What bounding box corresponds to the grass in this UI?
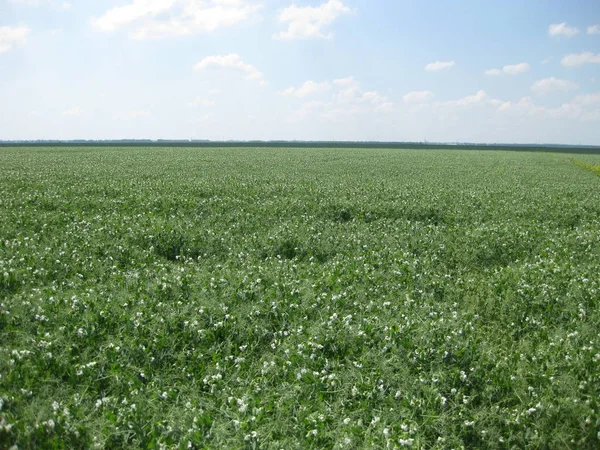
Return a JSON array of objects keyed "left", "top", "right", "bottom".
[
  {"left": 572, "top": 158, "right": 600, "bottom": 177},
  {"left": 1, "top": 146, "right": 600, "bottom": 449}
]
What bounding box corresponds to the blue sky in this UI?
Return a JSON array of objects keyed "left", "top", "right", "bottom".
[{"left": 1, "top": 0, "right": 599, "bottom": 144}]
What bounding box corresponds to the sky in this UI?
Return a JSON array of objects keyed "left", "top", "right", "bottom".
[{"left": 1, "top": 0, "right": 599, "bottom": 145}]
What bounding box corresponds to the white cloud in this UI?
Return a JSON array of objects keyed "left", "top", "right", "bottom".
[
  {"left": 497, "top": 91, "right": 600, "bottom": 122},
  {"left": 546, "top": 104, "right": 583, "bottom": 120},
  {"left": 485, "top": 63, "right": 530, "bottom": 76},
  {"left": 0, "top": 26, "right": 31, "bottom": 53},
  {"left": 589, "top": 25, "right": 600, "bottom": 35},
  {"left": 497, "top": 96, "right": 545, "bottom": 116},
  {"left": 339, "top": 86, "right": 391, "bottom": 111},
  {"left": 572, "top": 92, "right": 600, "bottom": 121},
  {"left": 548, "top": 22, "right": 580, "bottom": 37},
  {"left": 93, "top": 0, "right": 262, "bottom": 40},
  {"left": 290, "top": 76, "right": 393, "bottom": 121},
  {"left": 403, "top": 90, "right": 434, "bottom": 104},
  {"left": 541, "top": 57, "right": 552, "bottom": 64},
  {"left": 443, "top": 90, "right": 502, "bottom": 108},
  {"left": 189, "top": 98, "right": 216, "bottom": 107},
  {"left": 273, "top": 0, "right": 351, "bottom": 40},
  {"left": 9, "top": 0, "right": 47, "bottom": 4},
  {"left": 113, "top": 110, "right": 151, "bottom": 120},
  {"left": 427, "top": 90, "right": 503, "bottom": 122},
  {"left": 531, "top": 77, "right": 578, "bottom": 95},
  {"left": 334, "top": 78, "right": 388, "bottom": 106},
  {"left": 572, "top": 92, "right": 600, "bottom": 106},
  {"left": 362, "top": 91, "right": 388, "bottom": 104},
  {"left": 561, "top": 52, "right": 600, "bottom": 67},
  {"left": 332, "top": 76, "right": 356, "bottom": 87},
  {"left": 424, "top": 61, "right": 455, "bottom": 72},
  {"left": 193, "top": 54, "right": 266, "bottom": 85},
  {"left": 9, "top": 0, "right": 72, "bottom": 8},
  {"left": 436, "top": 88, "right": 598, "bottom": 123},
  {"left": 502, "top": 62, "right": 530, "bottom": 75},
  {"left": 484, "top": 68, "right": 502, "bottom": 76},
  {"left": 375, "top": 102, "right": 394, "bottom": 113},
  {"left": 208, "top": 88, "right": 222, "bottom": 95},
  {"left": 62, "top": 107, "right": 84, "bottom": 117},
  {"left": 280, "top": 80, "right": 331, "bottom": 97},
  {"left": 93, "top": 0, "right": 173, "bottom": 32}
]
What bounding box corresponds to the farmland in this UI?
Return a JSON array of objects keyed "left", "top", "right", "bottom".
[{"left": 1, "top": 146, "right": 600, "bottom": 449}]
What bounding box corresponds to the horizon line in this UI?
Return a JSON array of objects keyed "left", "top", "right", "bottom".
[{"left": 1, "top": 139, "right": 599, "bottom": 149}]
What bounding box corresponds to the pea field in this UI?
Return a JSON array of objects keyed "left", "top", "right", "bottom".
[{"left": 1, "top": 146, "right": 600, "bottom": 449}]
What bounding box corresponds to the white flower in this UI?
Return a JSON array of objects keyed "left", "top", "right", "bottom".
[
  {"left": 237, "top": 398, "right": 248, "bottom": 413},
  {"left": 399, "top": 438, "right": 414, "bottom": 446},
  {"left": 243, "top": 431, "right": 258, "bottom": 440}
]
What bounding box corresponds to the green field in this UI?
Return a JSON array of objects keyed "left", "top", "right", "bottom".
[{"left": 1, "top": 146, "right": 600, "bottom": 449}]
